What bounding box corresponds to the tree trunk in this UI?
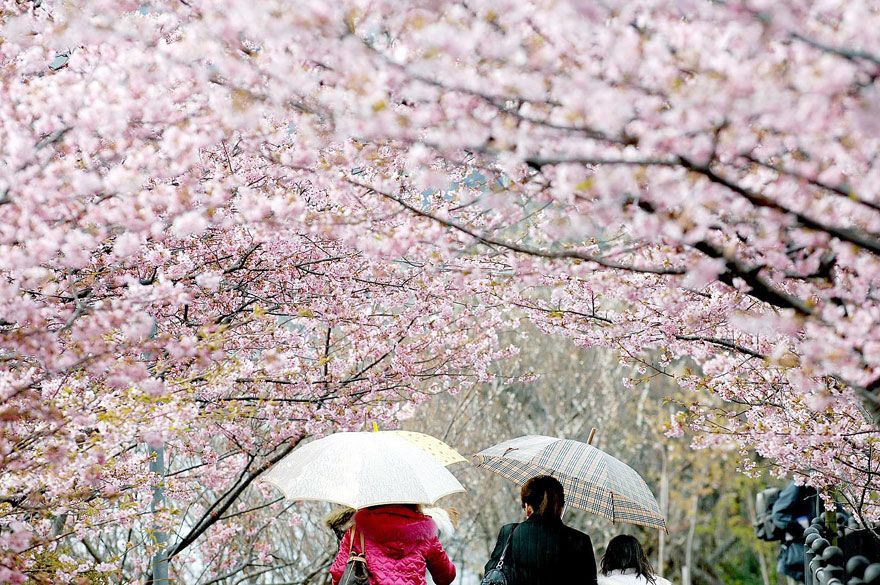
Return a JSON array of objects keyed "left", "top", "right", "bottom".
[
  {"left": 683, "top": 491, "right": 699, "bottom": 585},
  {"left": 745, "top": 490, "right": 772, "bottom": 585},
  {"left": 148, "top": 444, "right": 169, "bottom": 584},
  {"left": 658, "top": 445, "right": 669, "bottom": 578}
]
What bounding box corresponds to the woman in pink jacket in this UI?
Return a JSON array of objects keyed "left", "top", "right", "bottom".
[{"left": 330, "top": 504, "right": 456, "bottom": 585}]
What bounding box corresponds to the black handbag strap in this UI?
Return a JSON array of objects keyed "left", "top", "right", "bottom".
[{"left": 494, "top": 523, "right": 520, "bottom": 570}]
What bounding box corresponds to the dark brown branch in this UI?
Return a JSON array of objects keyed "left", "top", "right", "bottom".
[
  {"left": 742, "top": 155, "right": 880, "bottom": 214},
  {"left": 674, "top": 335, "right": 765, "bottom": 359},
  {"left": 224, "top": 244, "right": 262, "bottom": 274},
  {"left": 349, "top": 178, "right": 685, "bottom": 276},
  {"left": 323, "top": 326, "right": 331, "bottom": 379},
  {"left": 511, "top": 301, "right": 614, "bottom": 324},
  {"left": 865, "top": 376, "right": 880, "bottom": 393},
  {"left": 204, "top": 395, "right": 326, "bottom": 403},
  {"left": 218, "top": 496, "right": 285, "bottom": 521},
  {"left": 527, "top": 154, "right": 880, "bottom": 265},
  {"left": 790, "top": 32, "right": 880, "bottom": 66},
  {"left": 525, "top": 156, "right": 678, "bottom": 170},
  {"left": 680, "top": 157, "right": 880, "bottom": 257},
  {"left": 81, "top": 538, "right": 103, "bottom": 563},
  {"left": 165, "top": 437, "right": 302, "bottom": 559},
  {"left": 692, "top": 240, "right": 814, "bottom": 315},
  {"left": 356, "top": 34, "right": 634, "bottom": 147}
]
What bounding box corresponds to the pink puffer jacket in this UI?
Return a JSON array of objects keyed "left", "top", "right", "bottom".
[{"left": 330, "top": 505, "right": 456, "bottom": 585}]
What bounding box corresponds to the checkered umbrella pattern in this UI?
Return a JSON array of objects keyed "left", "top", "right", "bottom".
[{"left": 473, "top": 435, "right": 666, "bottom": 531}]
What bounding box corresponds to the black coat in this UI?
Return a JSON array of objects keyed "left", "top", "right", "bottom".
[
  {"left": 484, "top": 515, "right": 598, "bottom": 585},
  {"left": 770, "top": 482, "right": 817, "bottom": 539}
]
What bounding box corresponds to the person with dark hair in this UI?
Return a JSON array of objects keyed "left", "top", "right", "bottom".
[
  {"left": 598, "top": 535, "right": 671, "bottom": 585},
  {"left": 484, "top": 475, "right": 598, "bottom": 585}
]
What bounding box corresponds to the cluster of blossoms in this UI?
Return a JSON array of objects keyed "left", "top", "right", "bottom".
[
  {"left": 0, "top": 1, "right": 514, "bottom": 580},
  {"left": 2, "top": 0, "right": 880, "bottom": 581}
]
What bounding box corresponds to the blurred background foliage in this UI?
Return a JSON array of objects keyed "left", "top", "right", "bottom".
[
  {"left": 36, "top": 324, "right": 788, "bottom": 584},
  {"left": 400, "top": 324, "right": 785, "bottom": 585}
]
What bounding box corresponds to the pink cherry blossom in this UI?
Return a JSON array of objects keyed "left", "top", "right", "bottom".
[{"left": 2, "top": 0, "right": 880, "bottom": 580}]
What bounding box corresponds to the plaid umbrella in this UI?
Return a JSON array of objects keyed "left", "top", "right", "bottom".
[{"left": 473, "top": 435, "right": 666, "bottom": 531}]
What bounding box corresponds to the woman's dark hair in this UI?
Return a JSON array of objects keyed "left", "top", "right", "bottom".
[
  {"left": 521, "top": 475, "right": 565, "bottom": 519},
  {"left": 601, "top": 535, "right": 657, "bottom": 585}
]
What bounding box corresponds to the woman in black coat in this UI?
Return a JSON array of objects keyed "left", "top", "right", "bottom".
[{"left": 485, "top": 475, "right": 598, "bottom": 585}]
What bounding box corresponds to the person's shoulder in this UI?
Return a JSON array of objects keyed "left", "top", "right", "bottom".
[
  {"left": 561, "top": 523, "right": 592, "bottom": 544},
  {"left": 500, "top": 522, "right": 519, "bottom": 535},
  {"left": 599, "top": 571, "right": 672, "bottom": 585},
  {"left": 598, "top": 573, "right": 651, "bottom": 585}
]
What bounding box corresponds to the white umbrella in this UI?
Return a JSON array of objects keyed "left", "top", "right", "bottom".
[{"left": 262, "top": 431, "right": 465, "bottom": 508}]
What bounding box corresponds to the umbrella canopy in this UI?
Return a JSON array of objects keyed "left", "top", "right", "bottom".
[
  {"left": 387, "top": 430, "right": 468, "bottom": 466},
  {"left": 473, "top": 435, "right": 666, "bottom": 530},
  {"left": 262, "top": 431, "right": 465, "bottom": 509}
]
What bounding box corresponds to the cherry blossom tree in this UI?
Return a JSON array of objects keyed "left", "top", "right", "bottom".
[
  {"left": 278, "top": 0, "right": 880, "bottom": 520},
  {"left": 0, "top": 3, "right": 511, "bottom": 580},
  {"left": 3, "top": 0, "right": 880, "bottom": 581}
]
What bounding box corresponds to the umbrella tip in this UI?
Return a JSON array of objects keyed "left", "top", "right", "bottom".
[
  {"left": 587, "top": 428, "right": 597, "bottom": 445},
  {"left": 372, "top": 421, "right": 379, "bottom": 432}
]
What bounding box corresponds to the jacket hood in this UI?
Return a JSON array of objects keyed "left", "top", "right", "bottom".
[
  {"left": 353, "top": 505, "right": 438, "bottom": 543},
  {"left": 423, "top": 507, "right": 455, "bottom": 539}
]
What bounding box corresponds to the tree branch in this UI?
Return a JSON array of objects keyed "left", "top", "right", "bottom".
[
  {"left": 742, "top": 154, "right": 880, "bottom": 215},
  {"left": 674, "top": 335, "right": 765, "bottom": 359},
  {"left": 680, "top": 157, "right": 880, "bottom": 257},
  {"left": 165, "top": 436, "right": 302, "bottom": 559},
  {"left": 349, "top": 178, "right": 686, "bottom": 276},
  {"left": 790, "top": 32, "right": 880, "bottom": 67},
  {"left": 691, "top": 240, "right": 814, "bottom": 315}
]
